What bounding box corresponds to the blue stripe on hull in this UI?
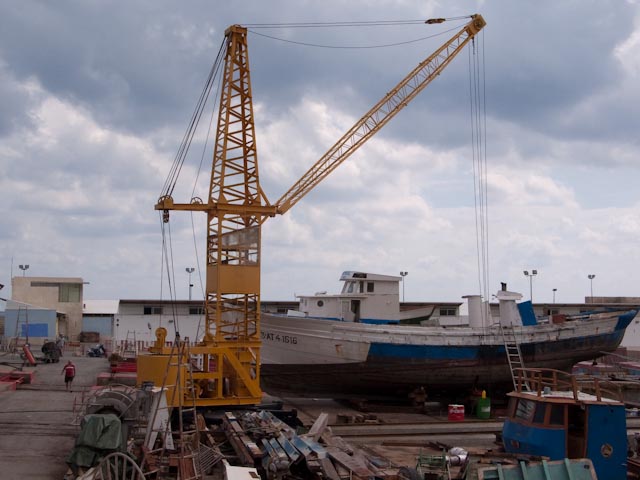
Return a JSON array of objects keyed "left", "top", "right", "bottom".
[
  {"left": 367, "top": 329, "right": 625, "bottom": 362},
  {"left": 368, "top": 343, "right": 480, "bottom": 360},
  {"left": 616, "top": 310, "right": 636, "bottom": 330}
]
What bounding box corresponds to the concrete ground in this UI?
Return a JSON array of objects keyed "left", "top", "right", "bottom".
[
  {"left": 0, "top": 352, "right": 527, "bottom": 479},
  {"left": 0, "top": 353, "right": 110, "bottom": 479}
]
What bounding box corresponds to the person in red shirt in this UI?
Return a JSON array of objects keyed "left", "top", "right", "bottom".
[{"left": 61, "top": 360, "right": 76, "bottom": 391}]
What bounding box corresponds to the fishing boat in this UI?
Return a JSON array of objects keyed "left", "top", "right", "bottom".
[
  {"left": 502, "top": 368, "right": 627, "bottom": 480},
  {"left": 259, "top": 271, "right": 637, "bottom": 397}
]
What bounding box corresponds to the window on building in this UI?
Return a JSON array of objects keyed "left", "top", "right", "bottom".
[
  {"left": 59, "top": 283, "right": 81, "bottom": 303},
  {"left": 367, "top": 282, "right": 374, "bottom": 293},
  {"left": 189, "top": 307, "right": 205, "bottom": 315},
  {"left": 439, "top": 307, "right": 456, "bottom": 316},
  {"left": 31, "top": 282, "right": 82, "bottom": 303},
  {"left": 144, "top": 306, "right": 163, "bottom": 315}
]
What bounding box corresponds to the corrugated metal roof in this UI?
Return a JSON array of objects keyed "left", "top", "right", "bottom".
[{"left": 4, "top": 299, "right": 49, "bottom": 310}]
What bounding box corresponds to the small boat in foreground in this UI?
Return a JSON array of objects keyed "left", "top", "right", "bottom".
[
  {"left": 502, "top": 368, "right": 627, "bottom": 479},
  {"left": 260, "top": 271, "right": 637, "bottom": 397}
]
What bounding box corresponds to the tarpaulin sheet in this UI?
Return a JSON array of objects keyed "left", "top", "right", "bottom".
[{"left": 66, "top": 414, "right": 123, "bottom": 468}]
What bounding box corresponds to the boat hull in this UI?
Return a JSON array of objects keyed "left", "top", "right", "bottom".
[{"left": 260, "top": 310, "right": 636, "bottom": 397}]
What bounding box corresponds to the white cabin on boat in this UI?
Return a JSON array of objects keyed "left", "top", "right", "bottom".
[
  {"left": 295, "top": 271, "right": 433, "bottom": 324},
  {"left": 291, "top": 271, "right": 538, "bottom": 328}
]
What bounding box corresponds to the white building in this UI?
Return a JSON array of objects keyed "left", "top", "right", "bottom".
[{"left": 117, "top": 299, "right": 205, "bottom": 343}]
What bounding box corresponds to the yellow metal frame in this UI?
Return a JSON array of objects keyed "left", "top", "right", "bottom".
[{"left": 154, "top": 25, "right": 266, "bottom": 406}]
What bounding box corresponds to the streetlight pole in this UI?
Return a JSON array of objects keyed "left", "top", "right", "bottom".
[
  {"left": 588, "top": 274, "right": 595, "bottom": 303},
  {"left": 399, "top": 271, "right": 408, "bottom": 302},
  {"left": 523, "top": 269, "right": 537, "bottom": 303},
  {"left": 552, "top": 288, "right": 557, "bottom": 303},
  {"left": 186, "top": 267, "right": 195, "bottom": 300},
  {"left": 18, "top": 264, "right": 29, "bottom": 276}
]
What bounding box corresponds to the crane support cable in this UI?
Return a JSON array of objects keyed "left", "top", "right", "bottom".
[
  {"left": 242, "top": 16, "right": 473, "bottom": 28},
  {"left": 248, "top": 24, "right": 464, "bottom": 50},
  {"left": 468, "top": 33, "right": 490, "bottom": 319},
  {"left": 158, "top": 212, "right": 180, "bottom": 333},
  {"left": 275, "top": 15, "right": 486, "bottom": 214},
  {"left": 160, "top": 38, "right": 227, "bottom": 200}
]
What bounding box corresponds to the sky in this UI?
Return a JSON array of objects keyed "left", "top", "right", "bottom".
[{"left": 1, "top": 0, "right": 639, "bottom": 306}]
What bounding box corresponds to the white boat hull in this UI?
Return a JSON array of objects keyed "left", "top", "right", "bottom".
[{"left": 259, "top": 310, "right": 637, "bottom": 397}]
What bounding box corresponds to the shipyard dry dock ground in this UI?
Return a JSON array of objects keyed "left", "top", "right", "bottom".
[
  {"left": 0, "top": 355, "right": 501, "bottom": 478},
  {"left": 0, "top": 355, "right": 110, "bottom": 479},
  {"left": 2, "top": 355, "right": 640, "bottom": 479}
]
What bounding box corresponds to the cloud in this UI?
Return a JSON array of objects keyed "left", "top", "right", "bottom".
[
  {"left": 615, "top": 14, "right": 640, "bottom": 77},
  {"left": 488, "top": 169, "right": 578, "bottom": 208},
  {"left": 1, "top": 0, "right": 639, "bottom": 307}
]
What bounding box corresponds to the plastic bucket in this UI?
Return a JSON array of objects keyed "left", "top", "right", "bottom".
[
  {"left": 477, "top": 397, "right": 491, "bottom": 419},
  {"left": 448, "top": 404, "right": 465, "bottom": 421}
]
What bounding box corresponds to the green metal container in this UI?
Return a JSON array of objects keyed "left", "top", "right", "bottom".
[{"left": 476, "top": 397, "right": 491, "bottom": 419}]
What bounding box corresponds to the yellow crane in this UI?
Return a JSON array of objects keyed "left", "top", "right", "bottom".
[{"left": 141, "top": 15, "right": 486, "bottom": 407}]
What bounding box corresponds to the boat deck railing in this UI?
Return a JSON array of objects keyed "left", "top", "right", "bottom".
[{"left": 513, "top": 368, "right": 624, "bottom": 402}]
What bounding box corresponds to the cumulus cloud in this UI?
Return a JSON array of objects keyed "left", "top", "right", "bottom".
[{"left": 1, "top": 0, "right": 639, "bottom": 306}]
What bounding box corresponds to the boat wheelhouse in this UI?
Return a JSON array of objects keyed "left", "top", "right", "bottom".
[
  {"left": 502, "top": 368, "right": 628, "bottom": 480},
  {"left": 295, "top": 271, "right": 436, "bottom": 325}
]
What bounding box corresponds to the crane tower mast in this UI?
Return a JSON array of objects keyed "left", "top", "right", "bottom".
[{"left": 153, "top": 16, "right": 485, "bottom": 406}]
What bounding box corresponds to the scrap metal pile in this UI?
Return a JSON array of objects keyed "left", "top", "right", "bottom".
[
  {"left": 62, "top": 383, "right": 605, "bottom": 480},
  {"left": 64, "top": 384, "right": 409, "bottom": 479},
  {"left": 213, "top": 410, "right": 402, "bottom": 479}
]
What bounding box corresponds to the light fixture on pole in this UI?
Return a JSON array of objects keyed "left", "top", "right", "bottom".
[
  {"left": 18, "top": 264, "right": 29, "bottom": 276},
  {"left": 523, "top": 269, "right": 537, "bottom": 303},
  {"left": 186, "top": 267, "right": 195, "bottom": 300},
  {"left": 399, "top": 271, "right": 408, "bottom": 302},
  {"left": 587, "top": 274, "right": 595, "bottom": 303},
  {"left": 552, "top": 288, "right": 557, "bottom": 303}
]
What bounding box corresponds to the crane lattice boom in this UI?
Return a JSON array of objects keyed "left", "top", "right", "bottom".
[{"left": 275, "top": 15, "right": 485, "bottom": 214}]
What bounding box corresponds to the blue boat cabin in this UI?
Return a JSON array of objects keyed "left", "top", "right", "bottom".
[{"left": 502, "top": 368, "right": 627, "bottom": 480}]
